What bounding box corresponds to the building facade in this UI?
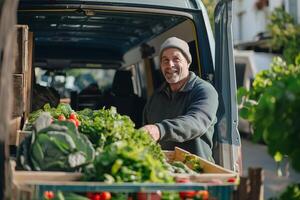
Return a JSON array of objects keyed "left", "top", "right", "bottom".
[{"left": 232, "top": 0, "right": 300, "bottom": 45}]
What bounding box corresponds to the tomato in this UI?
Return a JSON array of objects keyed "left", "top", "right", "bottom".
[
  {"left": 75, "top": 119, "right": 81, "bottom": 127},
  {"left": 93, "top": 193, "right": 101, "bottom": 200},
  {"left": 44, "top": 191, "right": 55, "bottom": 199},
  {"left": 58, "top": 114, "right": 66, "bottom": 121},
  {"left": 196, "top": 190, "right": 209, "bottom": 200},
  {"left": 100, "top": 192, "right": 111, "bottom": 200},
  {"left": 87, "top": 192, "right": 94, "bottom": 199},
  {"left": 176, "top": 178, "right": 190, "bottom": 183},
  {"left": 179, "top": 191, "right": 196, "bottom": 199},
  {"left": 68, "top": 119, "right": 78, "bottom": 127},
  {"left": 227, "top": 177, "right": 236, "bottom": 183},
  {"left": 69, "top": 113, "right": 77, "bottom": 120}
]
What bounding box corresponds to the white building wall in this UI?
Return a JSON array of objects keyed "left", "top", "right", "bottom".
[{"left": 233, "top": 0, "right": 289, "bottom": 44}]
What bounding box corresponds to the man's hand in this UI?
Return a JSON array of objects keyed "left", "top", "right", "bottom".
[{"left": 141, "top": 124, "right": 160, "bottom": 141}]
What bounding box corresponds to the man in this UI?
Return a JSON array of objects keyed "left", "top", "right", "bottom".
[{"left": 142, "top": 37, "right": 218, "bottom": 162}]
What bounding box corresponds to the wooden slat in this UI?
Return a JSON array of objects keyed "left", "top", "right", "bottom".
[
  {"left": 13, "top": 171, "right": 82, "bottom": 183},
  {"left": 12, "top": 74, "right": 24, "bottom": 117},
  {"left": 9, "top": 117, "right": 21, "bottom": 145},
  {"left": 24, "top": 31, "right": 33, "bottom": 119}
]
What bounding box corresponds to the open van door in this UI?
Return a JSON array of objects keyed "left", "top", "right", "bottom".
[{"left": 214, "top": 0, "right": 242, "bottom": 173}]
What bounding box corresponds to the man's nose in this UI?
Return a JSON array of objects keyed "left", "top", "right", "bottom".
[{"left": 166, "top": 60, "right": 175, "bottom": 67}]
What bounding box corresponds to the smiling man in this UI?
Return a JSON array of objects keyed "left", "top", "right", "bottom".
[{"left": 142, "top": 37, "right": 219, "bottom": 162}]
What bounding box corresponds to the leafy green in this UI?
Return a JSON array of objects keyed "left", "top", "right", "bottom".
[
  {"left": 77, "top": 107, "right": 165, "bottom": 162},
  {"left": 83, "top": 141, "right": 173, "bottom": 183},
  {"left": 28, "top": 103, "right": 74, "bottom": 124}
]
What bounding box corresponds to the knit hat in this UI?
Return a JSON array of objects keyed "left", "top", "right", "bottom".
[{"left": 159, "top": 37, "right": 192, "bottom": 64}]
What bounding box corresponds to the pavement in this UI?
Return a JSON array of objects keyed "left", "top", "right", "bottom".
[{"left": 241, "top": 137, "right": 300, "bottom": 199}]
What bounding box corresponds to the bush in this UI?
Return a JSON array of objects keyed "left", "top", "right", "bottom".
[{"left": 237, "top": 56, "right": 300, "bottom": 172}]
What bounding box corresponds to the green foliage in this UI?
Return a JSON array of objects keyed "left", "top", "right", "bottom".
[
  {"left": 238, "top": 57, "right": 300, "bottom": 172},
  {"left": 82, "top": 141, "right": 174, "bottom": 183},
  {"left": 77, "top": 107, "right": 165, "bottom": 162},
  {"left": 28, "top": 103, "right": 74, "bottom": 124},
  {"left": 268, "top": 7, "right": 300, "bottom": 64},
  {"left": 269, "top": 183, "right": 300, "bottom": 200}
]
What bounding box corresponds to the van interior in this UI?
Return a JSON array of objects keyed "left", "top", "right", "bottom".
[{"left": 18, "top": 7, "right": 200, "bottom": 128}]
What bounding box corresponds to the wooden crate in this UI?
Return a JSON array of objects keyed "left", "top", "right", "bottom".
[
  {"left": 164, "top": 147, "right": 238, "bottom": 183},
  {"left": 12, "top": 25, "right": 33, "bottom": 119},
  {"left": 12, "top": 74, "right": 24, "bottom": 117},
  {"left": 10, "top": 160, "right": 82, "bottom": 185},
  {"left": 9, "top": 117, "right": 22, "bottom": 145}
]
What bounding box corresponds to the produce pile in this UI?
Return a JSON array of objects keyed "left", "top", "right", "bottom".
[{"left": 18, "top": 104, "right": 202, "bottom": 183}]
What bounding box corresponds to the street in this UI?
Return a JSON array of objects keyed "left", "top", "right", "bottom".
[{"left": 241, "top": 137, "right": 300, "bottom": 199}]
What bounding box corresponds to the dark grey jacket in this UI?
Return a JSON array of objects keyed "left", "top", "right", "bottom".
[{"left": 143, "top": 72, "right": 218, "bottom": 162}]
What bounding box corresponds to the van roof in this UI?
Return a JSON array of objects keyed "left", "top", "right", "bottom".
[
  {"left": 19, "top": 0, "right": 201, "bottom": 10},
  {"left": 18, "top": 1, "right": 200, "bottom": 68}
]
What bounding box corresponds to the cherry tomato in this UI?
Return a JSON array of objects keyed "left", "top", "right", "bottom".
[
  {"left": 179, "top": 191, "right": 196, "bottom": 199},
  {"left": 69, "top": 113, "right": 77, "bottom": 120},
  {"left": 227, "top": 177, "right": 236, "bottom": 183},
  {"left": 75, "top": 119, "right": 81, "bottom": 127},
  {"left": 68, "top": 118, "right": 78, "bottom": 127},
  {"left": 176, "top": 178, "right": 190, "bottom": 183},
  {"left": 100, "top": 191, "right": 111, "bottom": 200},
  {"left": 196, "top": 190, "right": 209, "bottom": 200},
  {"left": 58, "top": 114, "right": 66, "bottom": 121},
  {"left": 44, "top": 191, "right": 55, "bottom": 199}
]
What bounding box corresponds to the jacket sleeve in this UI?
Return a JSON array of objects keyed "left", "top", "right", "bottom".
[
  {"left": 155, "top": 82, "right": 218, "bottom": 142},
  {"left": 142, "top": 96, "right": 152, "bottom": 125}
]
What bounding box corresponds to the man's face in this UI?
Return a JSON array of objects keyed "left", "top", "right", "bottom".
[{"left": 160, "top": 48, "right": 190, "bottom": 84}]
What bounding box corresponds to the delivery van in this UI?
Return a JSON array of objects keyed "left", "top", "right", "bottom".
[{"left": 0, "top": 0, "right": 241, "bottom": 197}]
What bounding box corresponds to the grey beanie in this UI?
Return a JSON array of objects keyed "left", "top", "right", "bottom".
[{"left": 159, "top": 37, "right": 192, "bottom": 64}]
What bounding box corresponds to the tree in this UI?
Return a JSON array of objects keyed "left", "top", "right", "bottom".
[
  {"left": 268, "top": 7, "right": 300, "bottom": 64},
  {"left": 202, "top": 0, "right": 216, "bottom": 29}
]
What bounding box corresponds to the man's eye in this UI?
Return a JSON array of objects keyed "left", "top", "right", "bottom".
[
  {"left": 173, "top": 58, "right": 180, "bottom": 62},
  {"left": 162, "top": 59, "right": 169, "bottom": 64}
]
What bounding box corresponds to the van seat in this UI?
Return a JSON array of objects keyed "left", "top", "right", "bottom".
[{"left": 101, "top": 70, "right": 145, "bottom": 128}]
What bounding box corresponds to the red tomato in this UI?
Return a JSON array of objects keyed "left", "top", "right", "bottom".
[
  {"left": 179, "top": 191, "right": 196, "bottom": 199},
  {"left": 58, "top": 114, "right": 66, "bottom": 121},
  {"left": 69, "top": 113, "right": 77, "bottom": 120},
  {"left": 75, "top": 119, "right": 81, "bottom": 127},
  {"left": 44, "top": 191, "right": 55, "bottom": 199},
  {"left": 87, "top": 192, "right": 94, "bottom": 199},
  {"left": 176, "top": 178, "right": 190, "bottom": 183},
  {"left": 227, "top": 178, "right": 236, "bottom": 183},
  {"left": 100, "top": 192, "right": 111, "bottom": 200},
  {"left": 196, "top": 190, "right": 209, "bottom": 200},
  {"left": 93, "top": 193, "right": 101, "bottom": 200},
  {"left": 68, "top": 119, "right": 78, "bottom": 127}
]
